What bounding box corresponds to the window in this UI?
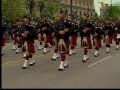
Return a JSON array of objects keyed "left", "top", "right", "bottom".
[{"left": 74, "top": 0, "right": 77, "bottom": 5}]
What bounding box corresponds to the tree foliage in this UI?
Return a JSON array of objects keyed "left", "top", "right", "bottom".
[
  {"left": 39, "top": 0, "right": 60, "bottom": 18},
  {"left": 2, "top": 0, "right": 28, "bottom": 22}
]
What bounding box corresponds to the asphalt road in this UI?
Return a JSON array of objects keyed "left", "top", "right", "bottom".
[{"left": 2, "top": 39, "right": 120, "bottom": 89}]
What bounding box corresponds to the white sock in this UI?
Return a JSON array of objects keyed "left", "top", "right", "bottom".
[
  {"left": 107, "top": 47, "right": 110, "bottom": 52},
  {"left": 52, "top": 53, "right": 57, "bottom": 59},
  {"left": 23, "top": 60, "right": 28, "bottom": 67},
  {"left": 64, "top": 60, "right": 69, "bottom": 66},
  {"left": 59, "top": 61, "right": 64, "bottom": 69},
  {"left": 116, "top": 45, "right": 119, "bottom": 49},
  {"left": 69, "top": 49, "right": 73, "bottom": 55}
]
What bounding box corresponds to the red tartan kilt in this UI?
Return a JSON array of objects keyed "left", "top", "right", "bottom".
[
  {"left": 109, "top": 36, "right": 113, "bottom": 44},
  {"left": 86, "top": 37, "right": 92, "bottom": 49},
  {"left": 38, "top": 33, "right": 44, "bottom": 41},
  {"left": 2, "top": 36, "right": 5, "bottom": 47},
  {"left": 81, "top": 37, "right": 92, "bottom": 49},
  {"left": 71, "top": 35, "right": 77, "bottom": 46},
  {"left": 114, "top": 33, "right": 117, "bottom": 41},
  {"left": 18, "top": 38, "right": 25, "bottom": 45},
  {"left": 27, "top": 41, "right": 35, "bottom": 53},
  {"left": 111, "top": 33, "right": 116, "bottom": 41},
  {"left": 14, "top": 37, "right": 18, "bottom": 43},
  {"left": 96, "top": 38, "right": 102, "bottom": 48},
  {"left": 58, "top": 41, "right": 70, "bottom": 54},
  {"left": 46, "top": 34, "right": 52, "bottom": 44}
]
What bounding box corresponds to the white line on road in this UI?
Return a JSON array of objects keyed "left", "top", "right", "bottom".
[{"left": 88, "top": 55, "right": 112, "bottom": 68}]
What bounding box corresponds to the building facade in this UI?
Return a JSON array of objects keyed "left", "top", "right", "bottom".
[
  {"left": 35, "top": 0, "right": 95, "bottom": 19},
  {"left": 59, "top": 0, "right": 95, "bottom": 19}
]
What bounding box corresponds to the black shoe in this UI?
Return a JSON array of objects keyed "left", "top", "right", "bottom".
[
  {"left": 38, "top": 48, "right": 42, "bottom": 50},
  {"left": 94, "top": 55, "right": 98, "bottom": 57},
  {"left": 51, "top": 58, "right": 57, "bottom": 61},
  {"left": 58, "top": 68, "right": 64, "bottom": 71},
  {"left": 106, "top": 51, "right": 109, "bottom": 53},
  {"left": 29, "top": 62, "right": 35, "bottom": 66},
  {"left": 22, "top": 66, "right": 27, "bottom": 69},
  {"left": 16, "top": 52, "right": 18, "bottom": 54},
  {"left": 82, "top": 60, "right": 86, "bottom": 63},
  {"left": 116, "top": 48, "right": 118, "bottom": 50},
  {"left": 64, "top": 64, "right": 69, "bottom": 68},
  {"left": 43, "top": 52, "right": 47, "bottom": 54},
  {"left": 69, "top": 54, "right": 72, "bottom": 56},
  {"left": 73, "top": 52, "right": 76, "bottom": 54}
]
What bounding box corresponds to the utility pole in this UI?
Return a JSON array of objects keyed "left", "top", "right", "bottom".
[
  {"left": 87, "top": 2, "right": 89, "bottom": 17},
  {"left": 70, "top": 0, "right": 72, "bottom": 18}
]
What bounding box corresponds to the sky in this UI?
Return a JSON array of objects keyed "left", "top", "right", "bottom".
[{"left": 94, "top": 0, "right": 120, "bottom": 15}]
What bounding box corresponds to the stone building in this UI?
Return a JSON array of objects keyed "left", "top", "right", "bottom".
[{"left": 57, "top": 0, "right": 95, "bottom": 19}]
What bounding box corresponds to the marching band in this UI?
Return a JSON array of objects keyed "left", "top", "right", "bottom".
[{"left": 1, "top": 11, "right": 120, "bottom": 71}]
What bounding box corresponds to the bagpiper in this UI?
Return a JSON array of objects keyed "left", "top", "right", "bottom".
[
  {"left": 69, "top": 18, "right": 78, "bottom": 55},
  {"left": 51, "top": 17, "right": 60, "bottom": 60},
  {"left": 93, "top": 20, "right": 103, "bottom": 57},
  {"left": 103, "top": 19, "right": 113, "bottom": 53},
  {"left": 114, "top": 20, "right": 120, "bottom": 50},
  {"left": 1, "top": 22, "right": 7, "bottom": 55},
  {"left": 79, "top": 15, "right": 93, "bottom": 62},
  {"left": 40, "top": 15, "right": 52, "bottom": 54},
  {"left": 22, "top": 16, "right": 36, "bottom": 69},
  {"left": 54, "top": 11, "right": 72, "bottom": 71}
]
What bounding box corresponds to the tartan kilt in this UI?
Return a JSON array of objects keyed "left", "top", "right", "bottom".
[
  {"left": 18, "top": 37, "right": 25, "bottom": 45},
  {"left": 27, "top": 41, "right": 35, "bottom": 53},
  {"left": 71, "top": 35, "right": 77, "bottom": 46},
  {"left": 14, "top": 37, "right": 18, "bottom": 43},
  {"left": 58, "top": 40, "right": 70, "bottom": 54},
  {"left": 114, "top": 34, "right": 117, "bottom": 41},
  {"left": 1, "top": 36, "right": 5, "bottom": 47},
  {"left": 93, "top": 38, "right": 102, "bottom": 48},
  {"left": 111, "top": 33, "right": 116, "bottom": 41},
  {"left": 38, "top": 33, "right": 44, "bottom": 41},
  {"left": 46, "top": 34, "right": 52, "bottom": 44},
  {"left": 109, "top": 35, "right": 113, "bottom": 44},
  {"left": 81, "top": 37, "right": 92, "bottom": 49}
]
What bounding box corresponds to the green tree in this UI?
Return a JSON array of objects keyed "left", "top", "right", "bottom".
[
  {"left": 2, "top": 0, "right": 28, "bottom": 22},
  {"left": 39, "top": 0, "right": 60, "bottom": 18}
]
